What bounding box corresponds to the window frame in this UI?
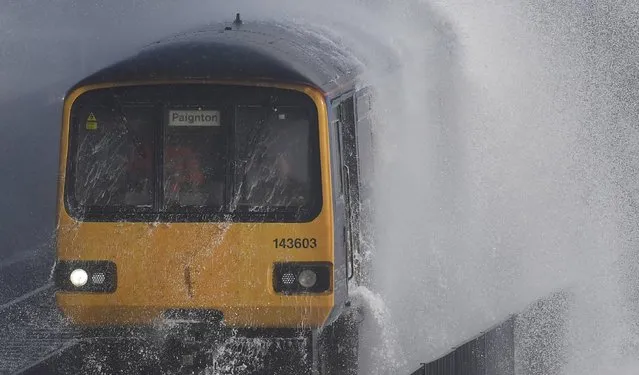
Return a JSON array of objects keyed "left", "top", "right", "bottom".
[{"left": 63, "top": 84, "right": 323, "bottom": 223}]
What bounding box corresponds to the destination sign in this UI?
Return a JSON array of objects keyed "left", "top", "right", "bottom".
[{"left": 168, "top": 110, "right": 220, "bottom": 127}]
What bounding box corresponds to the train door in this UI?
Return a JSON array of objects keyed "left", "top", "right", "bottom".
[
  {"left": 354, "top": 89, "right": 374, "bottom": 285},
  {"left": 333, "top": 95, "right": 360, "bottom": 285},
  {"left": 317, "top": 94, "right": 362, "bottom": 375}
]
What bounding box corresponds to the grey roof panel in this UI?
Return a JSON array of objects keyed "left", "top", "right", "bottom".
[{"left": 74, "top": 21, "right": 361, "bottom": 94}]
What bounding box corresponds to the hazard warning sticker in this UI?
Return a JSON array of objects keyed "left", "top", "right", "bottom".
[{"left": 85, "top": 112, "right": 98, "bottom": 130}]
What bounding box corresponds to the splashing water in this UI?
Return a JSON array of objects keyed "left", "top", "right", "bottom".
[
  {"left": 5, "top": 1, "right": 639, "bottom": 374},
  {"left": 260, "top": 1, "right": 639, "bottom": 373}
]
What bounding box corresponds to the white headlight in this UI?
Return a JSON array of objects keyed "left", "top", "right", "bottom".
[
  {"left": 298, "top": 269, "right": 317, "bottom": 288},
  {"left": 69, "top": 268, "right": 88, "bottom": 287}
]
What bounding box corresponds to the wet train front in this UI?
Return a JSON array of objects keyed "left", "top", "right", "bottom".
[{"left": 54, "top": 16, "right": 373, "bottom": 374}]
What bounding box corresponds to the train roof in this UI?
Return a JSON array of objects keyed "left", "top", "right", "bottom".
[{"left": 72, "top": 17, "right": 364, "bottom": 96}]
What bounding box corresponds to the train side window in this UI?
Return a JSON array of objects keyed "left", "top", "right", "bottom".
[
  {"left": 339, "top": 97, "right": 360, "bottom": 217},
  {"left": 334, "top": 119, "right": 344, "bottom": 195},
  {"left": 355, "top": 90, "right": 374, "bottom": 193}
]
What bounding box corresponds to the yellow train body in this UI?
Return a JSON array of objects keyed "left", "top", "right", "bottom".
[{"left": 55, "top": 81, "right": 336, "bottom": 328}]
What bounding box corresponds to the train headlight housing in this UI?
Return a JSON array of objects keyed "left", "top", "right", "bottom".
[
  {"left": 69, "top": 269, "right": 88, "bottom": 287},
  {"left": 274, "top": 262, "right": 331, "bottom": 294},
  {"left": 54, "top": 260, "right": 117, "bottom": 293}
]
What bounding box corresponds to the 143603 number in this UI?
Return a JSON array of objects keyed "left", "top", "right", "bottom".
[{"left": 273, "top": 238, "right": 317, "bottom": 249}]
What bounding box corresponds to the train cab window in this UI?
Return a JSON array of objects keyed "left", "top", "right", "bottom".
[
  {"left": 71, "top": 105, "right": 156, "bottom": 211},
  {"left": 163, "top": 109, "right": 226, "bottom": 210},
  {"left": 66, "top": 85, "right": 320, "bottom": 222},
  {"left": 234, "top": 106, "right": 314, "bottom": 211}
]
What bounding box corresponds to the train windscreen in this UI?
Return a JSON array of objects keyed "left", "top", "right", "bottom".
[{"left": 65, "top": 85, "right": 321, "bottom": 222}]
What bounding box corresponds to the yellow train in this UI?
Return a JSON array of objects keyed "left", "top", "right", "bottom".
[{"left": 54, "top": 15, "right": 373, "bottom": 374}]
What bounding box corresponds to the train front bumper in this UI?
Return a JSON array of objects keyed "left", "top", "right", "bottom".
[
  {"left": 55, "top": 299, "right": 333, "bottom": 328},
  {"left": 54, "top": 260, "right": 334, "bottom": 328}
]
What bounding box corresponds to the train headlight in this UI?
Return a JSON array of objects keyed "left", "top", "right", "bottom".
[
  {"left": 54, "top": 260, "right": 117, "bottom": 293},
  {"left": 298, "top": 270, "right": 317, "bottom": 288},
  {"left": 69, "top": 269, "right": 88, "bottom": 287},
  {"left": 273, "top": 262, "right": 331, "bottom": 294}
]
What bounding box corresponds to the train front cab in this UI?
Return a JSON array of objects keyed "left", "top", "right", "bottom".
[{"left": 53, "top": 79, "right": 373, "bottom": 372}]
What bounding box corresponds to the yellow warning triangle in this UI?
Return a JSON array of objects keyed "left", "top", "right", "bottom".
[{"left": 86, "top": 112, "right": 98, "bottom": 130}]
